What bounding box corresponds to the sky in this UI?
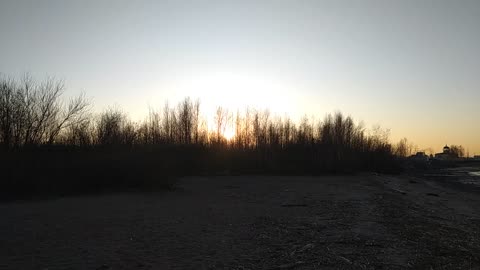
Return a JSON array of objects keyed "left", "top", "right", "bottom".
[{"left": 0, "top": 0, "right": 479, "bottom": 154}]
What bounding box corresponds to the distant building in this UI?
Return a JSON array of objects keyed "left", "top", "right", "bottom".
[
  {"left": 474, "top": 155, "right": 480, "bottom": 161},
  {"left": 434, "top": 145, "right": 458, "bottom": 160},
  {"left": 410, "top": 151, "right": 429, "bottom": 162}
]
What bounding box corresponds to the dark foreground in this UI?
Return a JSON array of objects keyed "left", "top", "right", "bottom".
[{"left": 1, "top": 174, "right": 480, "bottom": 270}]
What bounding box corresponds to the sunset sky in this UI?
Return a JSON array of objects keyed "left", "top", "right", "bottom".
[{"left": 1, "top": 0, "right": 479, "bottom": 154}]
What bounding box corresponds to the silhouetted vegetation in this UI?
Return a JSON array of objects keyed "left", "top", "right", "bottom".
[
  {"left": 449, "top": 145, "right": 465, "bottom": 158},
  {"left": 1, "top": 75, "right": 403, "bottom": 200}
]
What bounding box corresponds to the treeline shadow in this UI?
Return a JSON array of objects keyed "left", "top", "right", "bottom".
[{"left": 0, "top": 75, "right": 402, "bottom": 201}]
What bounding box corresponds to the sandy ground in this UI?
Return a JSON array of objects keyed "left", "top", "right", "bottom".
[{"left": 1, "top": 173, "right": 480, "bottom": 270}]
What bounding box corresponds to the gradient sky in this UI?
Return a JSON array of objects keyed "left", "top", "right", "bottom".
[{"left": 1, "top": 0, "right": 479, "bottom": 154}]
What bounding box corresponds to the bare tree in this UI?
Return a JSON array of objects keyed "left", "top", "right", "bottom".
[
  {"left": 450, "top": 145, "right": 465, "bottom": 157},
  {"left": 394, "top": 138, "right": 409, "bottom": 157},
  {"left": 193, "top": 99, "right": 200, "bottom": 144},
  {"left": 0, "top": 75, "right": 89, "bottom": 147},
  {"left": 214, "top": 106, "right": 229, "bottom": 144},
  {"left": 0, "top": 76, "right": 15, "bottom": 148},
  {"left": 46, "top": 93, "right": 90, "bottom": 144},
  {"left": 178, "top": 97, "right": 193, "bottom": 144},
  {"left": 96, "top": 107, "right": 126, "bottom": 145},
  {"left": 65, "top": 118, "right": 93, "bottom": 146}
]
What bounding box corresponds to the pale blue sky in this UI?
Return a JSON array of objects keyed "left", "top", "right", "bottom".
[{"left": 1, "top": 0, "right": 479, "bottom": 153}]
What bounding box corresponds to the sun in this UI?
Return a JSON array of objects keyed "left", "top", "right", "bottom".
[
  {"left": 223, "top": 126, "right": 236, "bottom": 141},
  {"left": 169, "top": 70, "right": 296, "bottom": 123}
]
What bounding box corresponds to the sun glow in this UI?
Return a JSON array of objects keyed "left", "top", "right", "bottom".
[
  {"left": 165, "top": 70, "right": 298, "bottom": 123},
  {"left": 223, "top": 126, "right": 236, "bottom": 141}
]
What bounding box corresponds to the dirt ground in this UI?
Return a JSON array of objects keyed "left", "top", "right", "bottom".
[{"left": 1, "top": 173, "right": 480, "bottom": 270}]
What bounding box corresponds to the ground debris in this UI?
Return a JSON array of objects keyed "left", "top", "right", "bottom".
[
  {"left": 392, "top": 188, "right": 407, "bottom": 195},
  {"left": 272, "top": 261, "right": 305, "bottom": 269},
  {"left": 290, "top": 243, "right": 315, "bottom": 256},
  {"left": 337, "top": 255, "right": 352, "bottom": 264}
]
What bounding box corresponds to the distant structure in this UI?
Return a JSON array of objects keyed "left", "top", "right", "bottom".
[
  {"left": 410, "top": 151, "right": 429, "bottom": 162},
  {"left": 474, "top": 155, "right": 480, "bottom": 161},
  {"left": 434, "top": 145, "right": 458, "bottom": 160}
]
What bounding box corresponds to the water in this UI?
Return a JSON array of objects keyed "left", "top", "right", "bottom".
[
  {"left": 469, "top": 171, "right": 480, "bottom": 177},
  {"left": 445, "top": 167, "right": 480, "bottom": 186}
]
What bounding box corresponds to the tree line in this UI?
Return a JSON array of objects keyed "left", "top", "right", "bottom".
[
  {"left": 0, "top": 74, "right": 418, "bottom": 199},
  {"left": 1, "top": 75, "right": 394, "bottom": 153},
  {"left": 0, "top": 75, "right": 470, "bottom": 199}
]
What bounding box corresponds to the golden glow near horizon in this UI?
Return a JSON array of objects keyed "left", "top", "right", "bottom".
[
  {"left": 137, "top": 68, "right": 480, "bottom": 155},
  {"left": 100, "top": 69, "right": 480, "bottom": 155},
  {"left": 160, "top": 70, "right": 300, "bottom": 129},
  {"left": 177, "top": 71, "right": 296, "bottom": 116},
  {"left": 223, "top": 126, "right": 236, "bottom": 141},
  {"left": 185, "top": 71, "right": 294, "bottom": 141}
]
